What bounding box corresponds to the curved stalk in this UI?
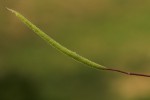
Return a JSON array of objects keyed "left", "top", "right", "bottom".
[{"left": 7, "top": 8, "right": 150, "bottom": 77}]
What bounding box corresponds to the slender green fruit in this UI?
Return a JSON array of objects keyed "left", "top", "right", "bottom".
[
  {"left": 6, "top": 8, "right": 106, "bottom": 70},
  {"left": 7, "top": 8, "right": 150, "bottom": 77}
]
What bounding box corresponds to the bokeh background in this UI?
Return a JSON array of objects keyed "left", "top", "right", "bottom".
[{"left": 0, "top": 0, "right": 150, "bottom": 100}]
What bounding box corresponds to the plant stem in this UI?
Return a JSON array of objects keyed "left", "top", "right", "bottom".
[{"left": 7, "top": 8, "right": 150, "bottom": 77}]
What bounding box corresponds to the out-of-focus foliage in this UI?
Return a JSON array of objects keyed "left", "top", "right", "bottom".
[{"left": 0, "top": 0, "right": 150, "bottom": 100}]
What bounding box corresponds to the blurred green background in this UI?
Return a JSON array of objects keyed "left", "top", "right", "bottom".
[{"left": 0, "top": 0, "right": 150, "bottom": 100}]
